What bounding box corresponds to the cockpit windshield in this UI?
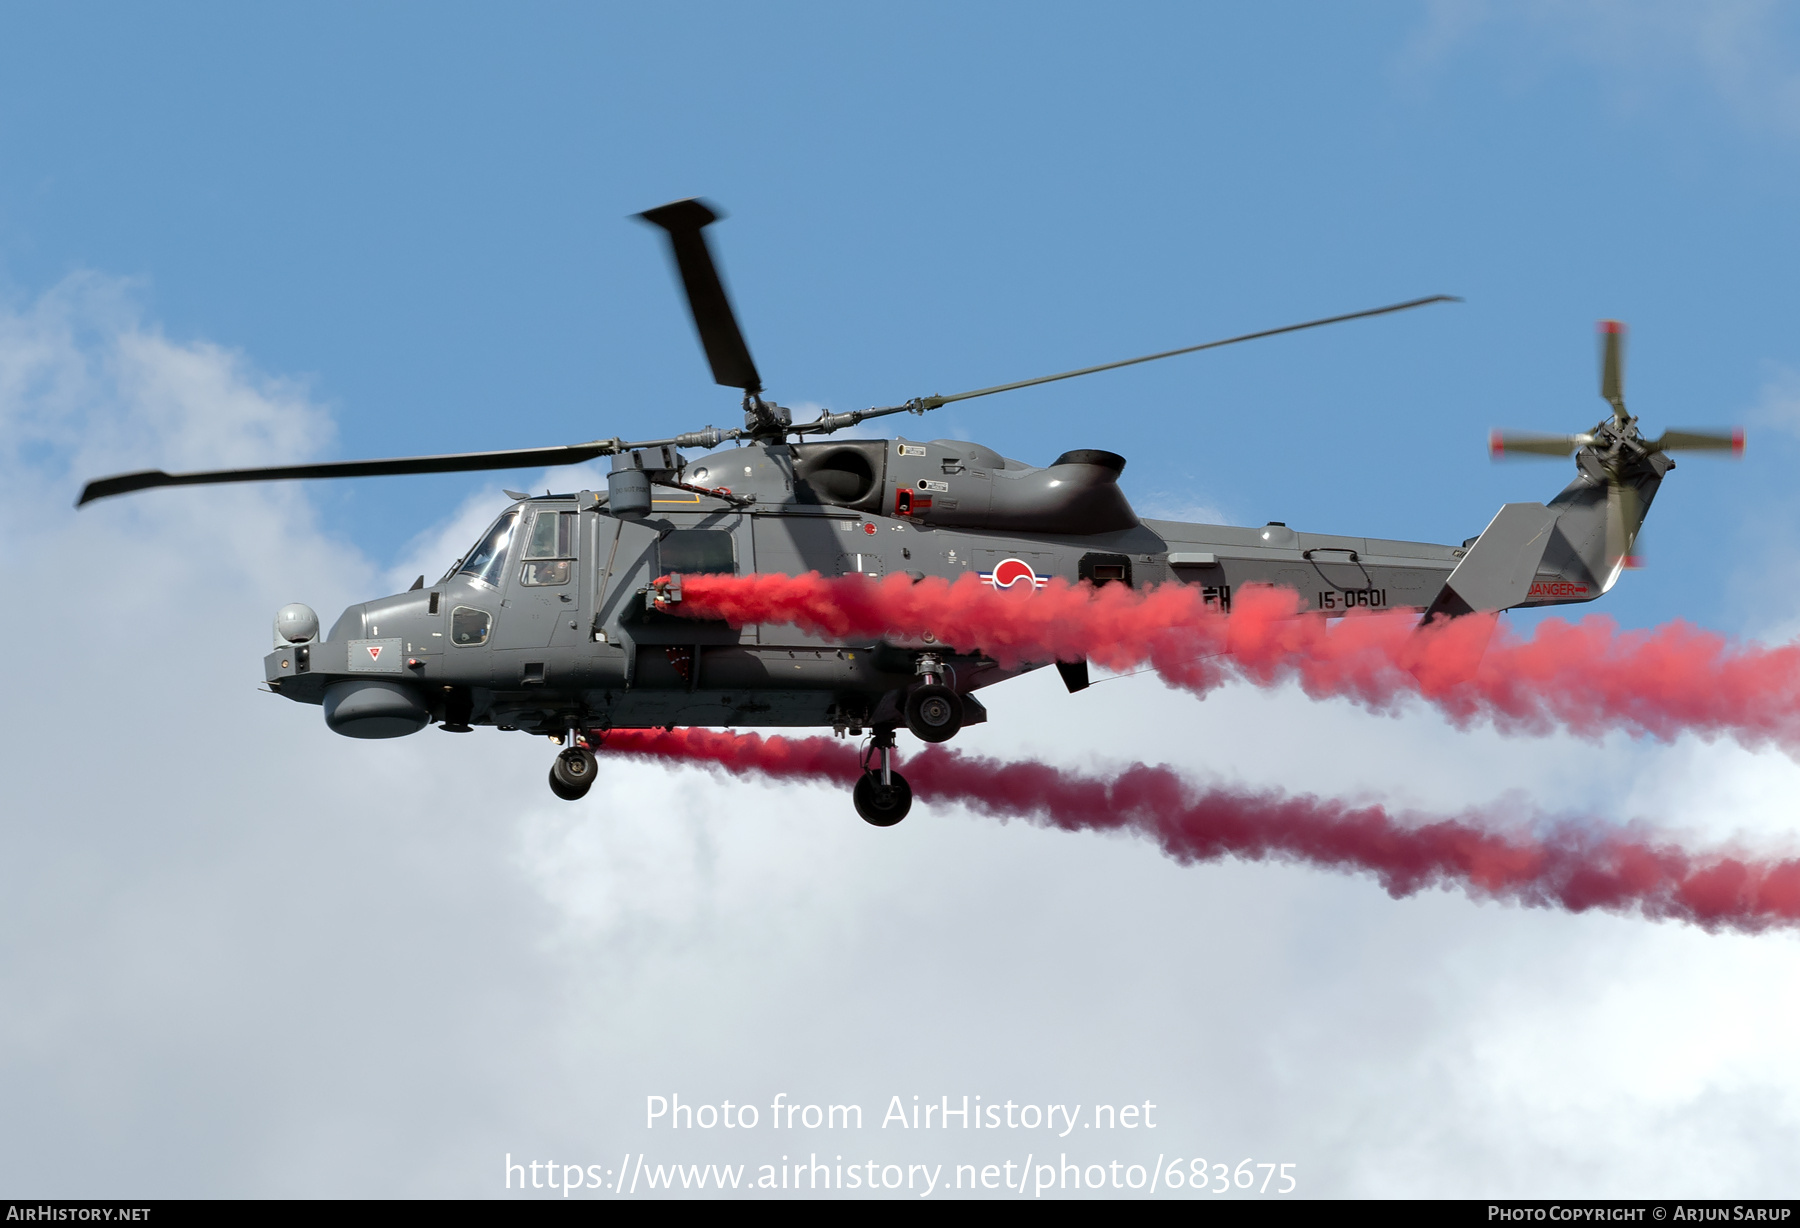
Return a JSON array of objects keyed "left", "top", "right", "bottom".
[{"left": 456, "top": 511, "right": 519, "bottom": 589}]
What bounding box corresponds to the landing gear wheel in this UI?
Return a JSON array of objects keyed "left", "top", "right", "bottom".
[
  {"left": 548, "top": 765, "right": 589, "bottom": 801},
  {"left": 549, "top": 745, "right": 598, "bottom": 801},
  {"left": 905, "top": 684, "right": 963, "bottom": 743},
  {"left": 854, "top": 770, "right": 913, "bottom": 826}
]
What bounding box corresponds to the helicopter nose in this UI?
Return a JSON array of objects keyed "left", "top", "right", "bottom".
[{"left": 327, "top": 603, "right": 368, "bottom": 642}]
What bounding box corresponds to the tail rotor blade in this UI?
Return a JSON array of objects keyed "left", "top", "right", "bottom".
[
  {"left": 1602, "top": 479, "right": 1647, "bottom": 585},
  {"left": 1610, "top": 482, "right": 1623, "bottom": 570},
  {"left": 1655, "top": 427, "right": 1745, "bottom": 456},
  {"left": 637, "top": 199, "right": 763, "bottom": 394},
  {"left": 1619, "top": 480, "right": 1644, "bottom": 569},
  {"left": 1605, "top": 481, "right": 1627, "bottom": 582},
  {"left": 1599, "top": 320, "right": 1627, "bottom": 418},
  {"left": 1490, "top": 431, "right": 1592, "bottom": 458}
]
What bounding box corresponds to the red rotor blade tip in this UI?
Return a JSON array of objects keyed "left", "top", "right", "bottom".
[
  {"left": 1489, "top": 430, "right": 1505, "bottom": 458},
  {"left": 1734, "top": 427, "right": 1746, "bottom": 457},
  {"left": 1599, "top": 320, "right": 1624, "bottom": 335}
]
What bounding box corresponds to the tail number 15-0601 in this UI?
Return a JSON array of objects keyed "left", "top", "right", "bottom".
[{"left": 1318, "top": 588, "right": 1387, "bottom": 611}]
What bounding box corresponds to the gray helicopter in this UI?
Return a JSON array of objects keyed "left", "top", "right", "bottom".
[{"left": 77, "top": 199, "right": 1742, "bottom": 825}]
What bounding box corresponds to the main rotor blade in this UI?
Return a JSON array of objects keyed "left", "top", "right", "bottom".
[
  {"left": 637, "top": 198, "right": 763, "bottom": 394},
  {"left": 76, "top": 442, "right": 619, "bottom": 507},
  {"left": 1489, "top": 430, "right": 1592, "bottom": 458},
  {"left": 1599, "top": 319, "right": 1626, "bottom": 417},
  {"left": 1655, "top": 427, "right": 1744, "bottom": 455},
  {"left": 910, "top": 294, "right": 1461, "bottom": 410}
]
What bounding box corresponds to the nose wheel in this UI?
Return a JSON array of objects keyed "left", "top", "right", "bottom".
[
  {"left": 905, "top": 654, "right": 964, "bottom": 743},
  {"left": 854, "top": 728, "right": 912, "bottom": 826},
  {"left": 548, "top": 736, "right": 598, "bottom": 801},
  {"left": 905, "top": 684, "right": 963, "bottom": 743}
]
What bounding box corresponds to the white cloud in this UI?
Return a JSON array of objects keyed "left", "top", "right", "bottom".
[
  {"left": 4, "top": 278, "right": 1800, "bottom": 1196},
  {"left": 1748, "top": 363, "right": 1800, "bottom": 441},
  {"left": 1138, "top": 497, "right": 1232, "bottom": 528},
  {"left": 1402, "top": 0, "right": 1800, "bottom": 137}
]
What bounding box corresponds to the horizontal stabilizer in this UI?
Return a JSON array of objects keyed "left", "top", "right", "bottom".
[{"left": 1430, "top": 502, "right": 1558, "bottom": 618}]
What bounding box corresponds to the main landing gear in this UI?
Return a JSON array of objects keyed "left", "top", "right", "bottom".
[
  {"left": 854, "top": 728, "right": 912, "bottom": 827},
  {"left": 548, "top": 724, "right": 598, "bottom": 801}
]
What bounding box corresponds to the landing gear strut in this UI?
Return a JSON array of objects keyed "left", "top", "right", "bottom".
[
  {"left": 853, "top": 728, "right": 912, "bottom": 826},
  {"left": 548, "top": 724, "right": 598, "bottom": 801},
  {"left": 905, "top": 654, "right": 964, "bottom": 744}
]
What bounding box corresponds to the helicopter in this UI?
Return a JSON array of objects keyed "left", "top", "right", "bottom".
[{"left": 77, "top": 199, "right": 1743, "bottom": 825}]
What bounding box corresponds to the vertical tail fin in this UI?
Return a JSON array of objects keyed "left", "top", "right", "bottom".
[{"left": 1533, "top": 454, "right": 1669, "bottom": 600}]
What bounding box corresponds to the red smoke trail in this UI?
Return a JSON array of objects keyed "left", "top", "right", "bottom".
[
  {"left": 663, "top": 572, "right": 1800, "bottom": 751},
  {"left": 600, "top": 727, "right": 1800, "bottom": 933}
]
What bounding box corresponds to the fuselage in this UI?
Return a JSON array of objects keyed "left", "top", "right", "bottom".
[{"left": 263, "top": 435, "right": 1629, "bottom": 740}]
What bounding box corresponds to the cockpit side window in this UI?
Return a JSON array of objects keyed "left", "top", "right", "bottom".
[
  {"left": 451, "top": 606, "right": 492, "bottom": 646},
  {"left": 458, "top": 511, "right": 519, "bottom": 589},
  {"left": 520, "top": 509, "right": 577, "bottom": 587}
]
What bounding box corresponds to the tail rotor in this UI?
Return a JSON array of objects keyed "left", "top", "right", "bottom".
[{"left": 1489, "top": 319, "right": 1742, "bottom": 580}]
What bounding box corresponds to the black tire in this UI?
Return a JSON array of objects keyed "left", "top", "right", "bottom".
[
  {"left": 905, "top": 684, "right": 963, "bottom": 743},
  {"left": 853, "top": 770, "right": 912, "bottom": 826},
  {"left": 552, "top": 745, "right": 599, "bottom": 789},
  {"left": 548, "top": 763, "right": 590, "bottom": 801}
]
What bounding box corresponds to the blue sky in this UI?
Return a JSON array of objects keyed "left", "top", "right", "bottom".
[
  {"left": 8, "top": 2, "right": 1800, "bottom": 1199},
  {"left": 6, "top": 4, "right": 1795, "bottom": 627}
]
